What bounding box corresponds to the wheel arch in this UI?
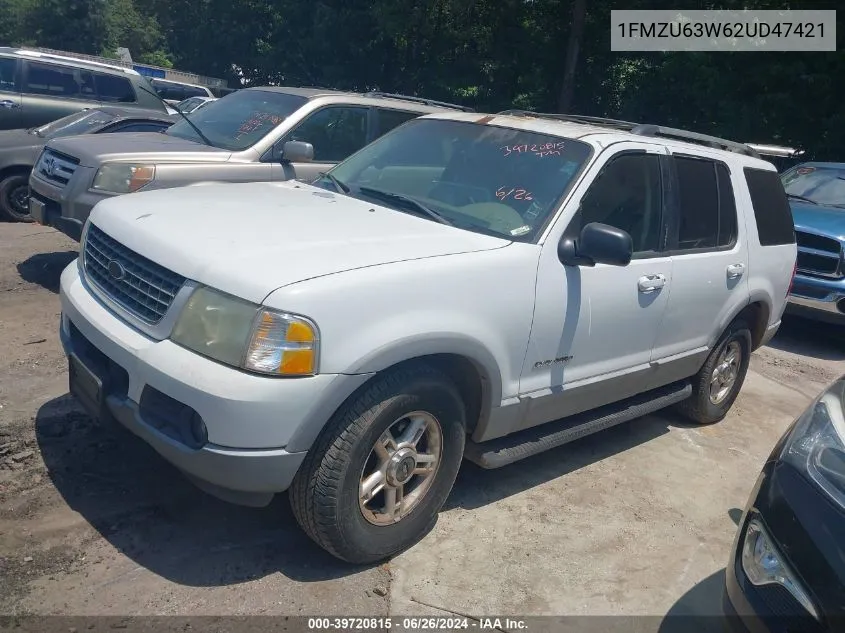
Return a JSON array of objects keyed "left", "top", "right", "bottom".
[
  {"left": 284, "top": 336, "right": 504, "bottom": 453},
  {"left": 0, "top": 164, "right": 33, "bottom": 182},
  {"left": 711, "top": 298, "right": 770, "bottom": 352}
]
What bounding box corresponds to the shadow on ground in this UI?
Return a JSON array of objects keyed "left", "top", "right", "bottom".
[
  {"left": 17, "top": 251, "right": 78, "bottom": 293},
  {"left": 766, "top": 314, "right": 845, "bottom": 362},
  {"left": 446, "top": 408, "right": 692, "bottom": 510},
  {"left": 657, "top": 569, "right": 727, "bottom": 632},
  {"left": 35, "top": 394, "right": 367, "bottom": 588}
]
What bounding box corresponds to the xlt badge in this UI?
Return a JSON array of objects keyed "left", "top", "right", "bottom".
[{"left": 534, "top": 355, "right": 573, "bottom": 369}]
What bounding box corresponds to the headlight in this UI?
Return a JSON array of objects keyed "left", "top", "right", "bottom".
[
  {"left": 741, "top": 518, "right": 819, "bottom": 620},
  {"left": 170, "top": 286, "right": 319, "bottom": 376},
  {"left": 783, "top": 380, "right": 845, "bottom": 510},
  {"left": 92, "top": 163, "right": 155, "bottom": 194}
]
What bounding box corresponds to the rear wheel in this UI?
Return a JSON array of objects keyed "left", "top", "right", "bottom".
[
  {"left": 677, "top": 319, "right": 752, "bottom": 424},
  {"left": 0, "top": 172, "right": 33, "bottom": 222},
  {"left": 290, "top": 364, "right": 466, "bottom": 563}
]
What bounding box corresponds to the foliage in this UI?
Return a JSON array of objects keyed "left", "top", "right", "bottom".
[{"left": 1, "top": 0, "right": 843, "bottom": 159}]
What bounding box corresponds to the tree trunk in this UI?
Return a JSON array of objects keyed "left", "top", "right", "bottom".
[{"left": 557, "top": 0, "right": 586, "bottom": 113}]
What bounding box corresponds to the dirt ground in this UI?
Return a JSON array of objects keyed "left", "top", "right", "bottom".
[{"left": 1, "top": 221, "right": 843, "bottom": 624}]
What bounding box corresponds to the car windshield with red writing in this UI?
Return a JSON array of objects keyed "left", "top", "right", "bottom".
[
  {"left": 322, "top": 118, "right": 592, "bottom": 240},
  {"left": 166, "top": 89, "right": 308, "bottom": 150}
]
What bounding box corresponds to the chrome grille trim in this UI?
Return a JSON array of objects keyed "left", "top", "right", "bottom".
[
  {"left": 35, "top": 149, "right": 79, "bottom": 187},
  {"left": 83, "top": 224, "right": 187, "bottom": 326},
  {"left": 795, "top": 230, "right": 843, "bottom": 279}
]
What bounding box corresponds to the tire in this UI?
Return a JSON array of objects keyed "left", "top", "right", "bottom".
[
  {"left": 0, "top": 172, "right": 33, "bottom": 223},
  {"left": 677, "top": 319, "right": 752, "bottom": 425},
  {"left": 290, "top": 363, "right": 466, "bottom": 564}
]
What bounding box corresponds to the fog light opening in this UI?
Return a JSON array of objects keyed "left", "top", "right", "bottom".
[
  {"left": 741, "top": 518, "right": 820, "bottom": 620},
  {"left": 189, "top": 411, "right": 208, "bottom": 448},
  {"left": 836, "top": 298, "right": 845, "bottom": 314}
]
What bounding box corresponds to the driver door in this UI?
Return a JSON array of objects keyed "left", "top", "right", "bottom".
[{"left": 517, "top": 144, "right": 674, "bottom": 431}]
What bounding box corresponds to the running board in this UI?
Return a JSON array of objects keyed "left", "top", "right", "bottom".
[{"left": 464, "top": 381, "right": 692, "bottom": 469}]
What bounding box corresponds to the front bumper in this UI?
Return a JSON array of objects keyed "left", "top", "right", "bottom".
[
  {"left": 723, "top": 456, "right": 845, "bottom": 632},
  {"left": 29, "top": 167, "right": 109, "bottom": 242},
  {"left": 786, "top": 274, "right": 845, "bottom": 325},
  {"left": 59, "top": 260, "right": 369, "bottom": 506}
]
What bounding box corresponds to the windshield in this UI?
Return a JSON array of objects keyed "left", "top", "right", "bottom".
[
  {"left": 31, "top": 109, "right": 116, "bottom": 139},
  {"left": 317, "top": 118, "right": 593, "bottom": 240},
  {"left": 781, "top": 165, "right": 845, "bottom": 208},
  {"left": 166, "top": 90, "right": 307, "bottom": 150}
]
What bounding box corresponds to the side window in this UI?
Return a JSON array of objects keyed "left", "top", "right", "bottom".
[
  {"left": 674, "top": 156, "right": 720, "bottom": 250},
  {"left": 286, "top": 106, "right": 369, "bottom": 162},
  {"left": 23, "top": 62, "right": 80, "bottom": 97},
  {"left": 716, "top": 163, "right": 738, "bottom": 247},
  {"left": 105, "top": 122, "right": 169, "bottom": 133},
  {"left": 182, "top": 85, "right": 208, "bottom": 98},
  {"left": 95, "top": 73, "right": 136, "bottom": 103},
  {"left": 577, "top": 152, "right": 663, "bottom": 255},
  {"left": 743, "top": 167, "right": 795, "bottom": 246},
  {"left": 375, "top": 109, "right": 419, "bottom": 137},
  {"left": 0, "top": 57, "right": 17, "bottom": 92}
]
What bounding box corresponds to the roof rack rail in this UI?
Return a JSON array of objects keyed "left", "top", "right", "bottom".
[
  {"left": 497, "top": 109, "right": 760, "bottom": 159},
  {"left": 365, "top": 91, "right": 474, "bottom": 112}
]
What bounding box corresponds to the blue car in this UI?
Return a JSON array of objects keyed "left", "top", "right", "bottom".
[{"left": 782, "top": 163, "right": 845, "bottom": 324}]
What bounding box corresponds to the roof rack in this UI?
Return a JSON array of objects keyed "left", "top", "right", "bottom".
[
  {"left": 497, "top": 109, "right": 761, "bottom": 159},
  {"left": 365, "top": 91, "right": 474, "bottom": 112}
]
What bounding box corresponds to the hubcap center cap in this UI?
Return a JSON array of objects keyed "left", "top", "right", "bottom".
[{"left": 387, "top": 449, "right": 417, "bottom": 486}]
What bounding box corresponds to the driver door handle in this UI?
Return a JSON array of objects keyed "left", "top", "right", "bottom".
[
  {"left": 638, "top": 274, "right": 666, "bottom": 292},
  {"left": 0, "top": 100, "right": 20, "bottom": 109},
  {"left": 727, "top": 263, "right": 745, "bottom": 279}
]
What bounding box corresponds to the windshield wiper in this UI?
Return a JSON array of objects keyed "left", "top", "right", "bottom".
[
  {"left": 787, "top": 193, "right": 819, "bottom": 205},
  {"left": 137, "top": 84, "right": 214, "bottom": 148},
  {"left": 318, "top": 171, "right": 350, "bottom": 194},
  {"left": 358, "top": 186, "right": 453, "bottom": 226}
]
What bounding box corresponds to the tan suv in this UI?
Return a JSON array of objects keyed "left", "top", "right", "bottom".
[{"left": 29, "top": 87, "right": 471, "bottom": 240}]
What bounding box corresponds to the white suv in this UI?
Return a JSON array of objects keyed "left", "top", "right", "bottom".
[{"left": 58, "top": 110, "right": 797, "bottom": 563}]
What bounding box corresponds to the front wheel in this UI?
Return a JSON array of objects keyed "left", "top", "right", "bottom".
[
  {"left": 677, "top": 319, "right": 752, "bottom": 424},
  {"left": 0, "top": 173, "right": 33, "bottom": 222},
  {"left": 290, "top": 364, "right": 466, "bottom": 563}
]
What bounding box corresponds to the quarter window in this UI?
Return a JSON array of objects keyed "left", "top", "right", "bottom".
[
  {"left": 94, "top": 73, "right": 136, "bottom": 103},
  {"left": 577, "top": 153, "right": 663, "bottom": 255},
  {"left": 744, "top": 167, "right": 795, "bottom": 246},
  {"left": 285, "top": 106, "right": 369, "bottom": 162}
]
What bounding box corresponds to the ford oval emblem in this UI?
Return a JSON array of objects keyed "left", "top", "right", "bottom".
[{"left": 107, "top": 260, "right": 126, "bottom": 281}]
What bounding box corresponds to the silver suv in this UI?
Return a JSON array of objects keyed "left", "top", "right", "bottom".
[{"left": 29, "top": 87, "right": 471, "bottom": 240}]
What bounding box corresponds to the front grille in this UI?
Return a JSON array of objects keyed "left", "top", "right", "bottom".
[
  {"left": 35, "top": 149, "right": 79, "bottom": 187},
  {"left": 796, "top": 231, "right": 841, "bottom": 254},
  {"left": 795, "top": 231, "right": 842, "bottom": 279},
  {"left": 83, "top": 224, "right": 185, "bottom": 324}
]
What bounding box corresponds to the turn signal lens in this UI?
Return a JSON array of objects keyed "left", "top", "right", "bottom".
[{"left": 243, "top": 310, "right": 319, "bottom": 376}]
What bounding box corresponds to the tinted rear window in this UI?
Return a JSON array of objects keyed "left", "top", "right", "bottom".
[
  {"left": 95, "top": 73, "right": 136, "bottom": 103},
  {"left": 743, "top": 167, "right": 795, "bottom": 246}
]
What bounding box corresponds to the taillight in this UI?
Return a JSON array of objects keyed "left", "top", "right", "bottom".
[{"left": 787, "top": 261, "right": 797, "bottom": 296}]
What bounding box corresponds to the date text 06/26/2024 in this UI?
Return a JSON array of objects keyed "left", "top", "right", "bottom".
[{"left": 307, "top": 618, "right": 529, "bottom": 631}]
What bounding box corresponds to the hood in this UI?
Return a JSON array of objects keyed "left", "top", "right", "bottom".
[
  {"left": 790, "top": 201, "right": 845, "bottom": 241},
  {"left": 88, "top": 181, "right": 511, "bottom": 303},
  {"left": 45, "top": 132, "right": 231, "bottom": 168}
]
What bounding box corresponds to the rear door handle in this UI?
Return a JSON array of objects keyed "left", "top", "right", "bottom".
[
  {"left": 727, "top": 263, "right": 745, "bottom": 279},
  {"left": 0, "top": 100, "right": 20, "bottom": 109},
  {"left": 638, "top": 274, "right": 666, "bottom": 292}
]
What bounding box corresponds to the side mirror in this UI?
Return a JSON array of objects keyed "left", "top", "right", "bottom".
[
  {"left": 558, "top": 222, "right": 633, "bottom": 267},
  {"left": 280, "top": 140, "right": 314, "bottom": 163}
]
